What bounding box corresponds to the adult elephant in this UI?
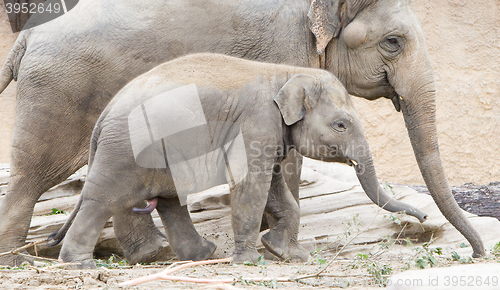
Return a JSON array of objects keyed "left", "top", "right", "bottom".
[{"left": 0, "top": 0, "right": 484, "bottom": 266}]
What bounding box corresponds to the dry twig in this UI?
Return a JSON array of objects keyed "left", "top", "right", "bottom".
[
  {"left": 121, "top": 257, "right": 233, "bottom": 286},
  {"left": 121, "top": 257, "right": 296, "bottom": 286},
  {"left": 0, "top": 240, "right": 57, "bottom": 264},
  {"left": 0, "top": 240, "right": 45, "bottom": 258}
]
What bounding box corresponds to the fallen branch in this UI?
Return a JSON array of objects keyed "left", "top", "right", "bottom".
[
  {"left": 0, "top": 240, "right": 45, "bottom": 258},
  {"left": 42, "top": 262, "right": 80, "bottom": 270},
  {"left": 121, "top": 257, "right": 233, "bottom": 286},
  {"left": 121, "top": 257, "right": 296, "bottom": 286},
  {"left": 313, "top": 208, "right": 381, "bottom": 277},
  {"left": 13, "top": 252, "right": 58, "bottom": 263},
  {"left": 0, "top": 240, "right": 57, "bottom": 264},
  {"left": 293, "top": 205, "right": 384, "bottom": 280}
]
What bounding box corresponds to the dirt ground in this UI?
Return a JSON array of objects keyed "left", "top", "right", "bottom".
[{"left": 1, "top": 248, "right": 500, "bottom": 289}]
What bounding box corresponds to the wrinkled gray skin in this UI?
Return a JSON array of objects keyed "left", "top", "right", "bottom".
[
  {"left": 55, "top": 53, "right": 422, "bottom": 268},
  {"left": 0, "top": 0, "right": 484, "bottom": 266}
]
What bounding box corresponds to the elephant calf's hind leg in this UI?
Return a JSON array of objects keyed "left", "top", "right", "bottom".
[
  {"left": 261, "top": 167, "right": 310, "bottom": 262},
  {"left": 113, "top": 204, "right": 174, "bottom": 264},
  {"left": 59, "top": 199, "right": 113, "bottom": 269},
  {"left": 156, "top": 197, "right": 216, "bottom": 261}
]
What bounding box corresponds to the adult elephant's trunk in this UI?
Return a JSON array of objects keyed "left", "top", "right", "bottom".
[
  {"left": 350, "top": 138, "right": 427, "bottom": 223},
  {"left": 393, "top": 60, "right": 485, "bottom": 257}
]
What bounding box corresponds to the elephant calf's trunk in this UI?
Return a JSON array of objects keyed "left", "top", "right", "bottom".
[
  {"left": 354, "top": 159, "right": 427, "bottom": 223},
  {"left": 371, "top": 185, "right": 427, "bottom": 223}
]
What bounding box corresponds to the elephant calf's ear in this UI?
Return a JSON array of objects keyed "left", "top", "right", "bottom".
[{"left": 274, "top": 74, "right": 317, "bottom": 126}]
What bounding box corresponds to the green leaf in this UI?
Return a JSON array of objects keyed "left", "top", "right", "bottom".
[
  {"left": 428, "top": 256, "right": 437, "bottom": 267},
  {"left": 46, "top": 208, "right": 66, "bottom": 215},
  {"left": 416, "top": 258, "right": 427, "bottom": 269},
  {"left": 433, "top": 247, "right": 443, "bottom": 255}
]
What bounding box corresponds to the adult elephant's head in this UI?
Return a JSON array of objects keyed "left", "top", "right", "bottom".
[{"left": 308, "top": 0, "right": 485, "bottom": 257}]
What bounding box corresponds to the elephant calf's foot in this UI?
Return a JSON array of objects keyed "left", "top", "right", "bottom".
[
  {"left": 261, "top": 231, "right": 310, "bottom": 262},
  {"left": 177, "top": 239, "right": 217, "bottom": 261},
  {"left": 60, "top": 257, "right": 96, "bottom": 269},
  {"left": 59, "top": 251, "right": 97, "bottom": 269},
  {"left": 125, "top": 240, "right": 176, "bottom": 265},
  {"left": 232, "top": 248, "right": 261, "bottom": 264},
  {"left": 72, "top": 259, "right": 97, "bottom": 269}
]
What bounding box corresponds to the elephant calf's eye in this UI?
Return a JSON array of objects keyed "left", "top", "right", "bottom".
[{"left": 331, "top": 121, "right": 347, "bottom": 132}]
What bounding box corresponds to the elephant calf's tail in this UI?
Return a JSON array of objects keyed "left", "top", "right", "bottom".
[
  {"left": 0, "top": 31, "right": 28, "bottom": 94},
  {"left": 47, "top": 194, "right": 83, "bottom": 247}
]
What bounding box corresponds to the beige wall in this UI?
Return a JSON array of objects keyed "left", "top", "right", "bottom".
[
  {"left": 0, "top": 0, "right": 499, "bottom": 185},
  {"left": 0, "top": 1, "right": 17, "bottom": 165},
  {"left": 353, "top": 0, "right": 500, "bottom": 185}
]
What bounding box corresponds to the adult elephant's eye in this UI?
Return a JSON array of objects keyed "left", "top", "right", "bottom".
[
  {"left": 332, "top": 121, "right": 347, "bottom": 132},
  {"left": 380, "top": 36, "right": 404, "bottom": 56}
]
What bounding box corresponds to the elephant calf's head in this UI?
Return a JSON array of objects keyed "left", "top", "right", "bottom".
[
  {"left": 274, "top": 72, "right": 428, "bottom": 224},
  {"left": 274, "top": 73, "right": 365, "bottom": 166}
]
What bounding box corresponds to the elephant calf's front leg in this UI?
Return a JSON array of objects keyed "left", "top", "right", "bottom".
[
  {"left": 262, "top": 167, "right": 310, "bottom": 262},
  {"left": 231, "top": 171, "right": 273, "bottom": 263}
]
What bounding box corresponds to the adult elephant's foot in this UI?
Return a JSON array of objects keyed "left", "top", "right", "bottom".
[
  {"left": 232, "top": 248, "right": 261, "bottom": 264},
  {"left": 0, "top": 183, "right": 43, "bottom": 267},
  {"left": 0, "top": 254, "right": 33, "bottom": 267},
  {"left": 177, "top": 239, "right": 217, "bottom": 261},
  {"left": 261, "top": 230, "right": 310, "bottom": 262}
]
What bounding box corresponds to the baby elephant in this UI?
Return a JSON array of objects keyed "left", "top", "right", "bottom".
[{"left": 55, "top": 53, "right": 426, "bottom": 268}]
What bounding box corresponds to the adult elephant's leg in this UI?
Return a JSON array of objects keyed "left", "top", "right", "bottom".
[
  {"left": 261, "top": 163, "right": 309, "bottom": 262},
  {"left": 155, "top": 197, "right": 216, "bottom": 261},
  {"left": 0, "top": 126, "right": 88, "bottom": 266}
]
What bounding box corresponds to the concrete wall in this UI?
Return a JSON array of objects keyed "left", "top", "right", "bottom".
[
  {"left": 0, "top": 1, "right": 17, "bottom": 166},
  {"left": 0, "top": 0, "right": 499, "bottom": 185},
  {"left": 353, "top": 0, "right": 500, "bottom": 185}
]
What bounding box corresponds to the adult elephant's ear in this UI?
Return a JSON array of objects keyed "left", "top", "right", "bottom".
[
  {"left": 308, "top": 0, "right": 371, "bottom": 55},
  {"left": 274, "top": 74, "right": 317, "bottom": 126}
]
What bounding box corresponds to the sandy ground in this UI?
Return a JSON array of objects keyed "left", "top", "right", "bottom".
[{"left": 1, "top": 247, "right": 500, "bottom": 289}]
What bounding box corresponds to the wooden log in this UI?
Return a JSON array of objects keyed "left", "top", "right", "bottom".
[{"left": 410, "top": 183, "right": 500, "bottom": 220}]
